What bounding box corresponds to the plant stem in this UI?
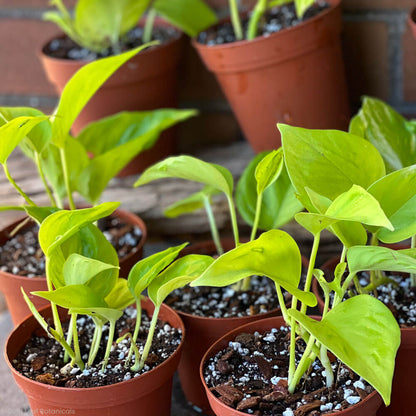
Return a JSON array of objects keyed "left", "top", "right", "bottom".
[
  {"left": 275, "top": 284, "right": 289, "bottom": 324},
  {"left": 35, "top": 152, "right": 57, "bottom": 207},
  {"left": 340, "top": 245, "right": 347, "bottom": 263},
  {"left": 138, "top": 305, "right": 160, "bottom": 371},
  {"left": 203, "top": 197, "right": 224, "bottom": 255},
  {"left": 250, "top": 193, "right": 263, "bottom": 242},
  {"left": 143, "top": 9, "right": 157, "bottom": 43},
  {"left": 300, "top": 233, "right": 320, "bottom": 314},
  {"left": 3, "top": 163, "right": 36, "bottom": 206},
  {"left": 10, "top": 217, "right": 31, "bottom": 238},
  {"left": 127, "top": 300, "right": 142, "bottom": 365},
  {"left": 320, "top": 345, "right": 334, "bottom": 388},
  {"left": 64, "top": 315, "right": 74, "bottom": 363},
  {"left": 227, "top": 195, "right": 240, "bottom": 247},
  {"left": 369, "top": 234, "right": 378, "bottom": 287},
  {"left": 88, "top": 321, "right": 103, "bottom": 368},
  {"left": 246, "top": 0, "right": 267, "bottom": 40},
  {"left": 59, "top": 147, "right": 75, "bottom": 210},
  {"left": 287, "top": 295, "right": 299, "bottom": 385},
  {"left": 229, "top": 0, "right": 243, "bottom": 40},
  {"left": 70, "top": 314, "right": 83, "bottom": 369},
  {"left": 102, "top": 320, "right": 116, "bottom": 372},
  {"left": 411, "top": 235, "right": 416, "bottom": 286},
  {"left": 45, "top": 257, "right": 63, "bottom": 337},
  {"left": 288, "top": 334, "right": 316, "bottom": 393}
]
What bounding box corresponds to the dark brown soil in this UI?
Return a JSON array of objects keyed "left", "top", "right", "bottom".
[
  {"left": 12, "top": 307, "right": 182, "bottom": 388},
  {"left": 0, "top": 215, "right": 143, "bottom": 277},
  {"left": 166, "top": 276, "right": 283, "bottom": 318},
  {"left": 43, "top": 26, "right": 180, "bottom": 61},
  {"left": 197, "top": 1, "right": 330, "bottom": 46},
  {"left": 204, "top": 327, "right": 373, "bottom": 415}
]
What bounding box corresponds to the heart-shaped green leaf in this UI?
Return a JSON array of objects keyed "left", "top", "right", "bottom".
[
  {"left": 288, "top": 295, "right": 401, "bottom": 405},
  {"left": 255, "top": 148, "right": 284, "bottom": 196}
]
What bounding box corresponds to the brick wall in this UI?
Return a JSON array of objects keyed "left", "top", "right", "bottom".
[{"left": 0, "top": 0, "right": 415, "bottom": 151}]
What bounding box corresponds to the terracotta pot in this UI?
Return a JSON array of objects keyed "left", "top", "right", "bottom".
[
  {"left": 39, "top": 28, "right": 185, "bottom": 176},
  {"left": 176, "top": 238, "right": 308, "bottom": 414},
  {"left": 314, "top": 247, "right": 415, "bottom": 416},
  {"left": 192, "top": 0, "right": 349, "bottom": 153},
  {"left": 409, "top": 7, "right": 416, "bottom": 40},
  {"left": 200, "top": 316, "right": 383, "bottom": 416},
  {"left": 0, "top": 208, "right": 147, "bottom": 326},
  {"left": 5, "top": 298, "right": 184, "bottom": 416}
]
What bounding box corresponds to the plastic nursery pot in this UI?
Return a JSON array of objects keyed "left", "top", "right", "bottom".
[
  {"left": 200, "top": 316, "right": 383, "bottom": 416},
  {"left": 5, "top": 297, "right": 185, "bottom": 416},
  {"left": 39, "top": 25, "right": 185, "bottom": 176},
  {"left": 176, "top": 238, "right": 308, "bottom": 414},
  {"left": 0, "top": 208, "right": 147, "bottom": 326},
  {"left": 409, "top": 7, "right": 416, "bottom": 40},
  {"left": 192, "top": 0, "right": 349, "bottom": 153}
]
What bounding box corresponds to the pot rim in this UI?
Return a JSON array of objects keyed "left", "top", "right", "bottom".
[
  {"left": 5, "top": 298, "right": 185, "bottom": 393},
  {"left": 38, "top": 23, "right": 184, "bottom": 65},
  {"left": 192, "top": 0, "right": 340, "bottom": 51},
  {"left": 199, "top": 315, "right": 382, "bottom": 416},
  {"left": 0, "top": 207, "right": 147, "bottom": 281}
]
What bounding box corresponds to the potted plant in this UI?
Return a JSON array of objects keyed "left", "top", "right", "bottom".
[
  {"left": 0, "top": 46, "right": 196, "bottom": 325},
  {"left": 192, "top": 193, "right": 406, "bottom": 415},
  {"left": 192, "top": 0, "right": 350, "bottom": 153},
  {"left": 133, "top": 150, "right": 305, "bottom": 412},
  {"left": 278, "top": 120, "right": 416, "bottom": 415},
  {"left": 40, "top": 0, "right": 217, "bottom": 174},
  {"left": 5, "top": 202, "right": 214, "bottom": 416}
]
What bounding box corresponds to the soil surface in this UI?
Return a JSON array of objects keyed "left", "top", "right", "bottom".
[
  {"left": 197, "top": 1, "right": 330, "bottom": 46},
  {"left": 0, "top": 215, "right": 143, "bottom": 277},
  {"left": 12, "top": 307, "right": 182, "bottom": 388},
  {"left": 204, "top": 326, "right": 373, "bottom": 415},
  {"left": 43, "top": 26, "right": 180, "bottom": 60},
  {"left": 166, "top": 276, "right": 284, "bottom": 318}
]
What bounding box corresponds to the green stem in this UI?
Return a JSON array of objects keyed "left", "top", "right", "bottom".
[
  {"left": 64, "top": 315, "right": 74, "bottom": 363},
  {"left": 288, "top": 334, "right": 316, "bottom": 393},
  {"left": 88, "top": 322, "right": 103, "bottom": 368},
  {"left": 3, "top": 163, "right": 36, "bottom": 206},
  {"left": 59, "top": 147, "right": 75, "bottom": 210},
  {"left": 275, "top": 284, "right": 289, "bottom": 324},
  {"left": 45, "top": 257, "right": 63, "bottom": 336},
  {"left": 138, "top": 305, "right": 160, "bottom": 371},
  {"left": 227, "top": 195, "right": 240, "bottom": 248},
  {"left": 300, "top": 233, "right": 320, "bottom": 314},
  {"left": 369, "top": 234, "right": 378, "bottom": 286},
  {"left": 203, "top": 197, "right": 223, "bottom": 255},
  {"left": 411, "top": 235, "right": 416, "bottom": 286},
  {"left": 334, "top": 272, "right": 356, "bottom": 306},
  {"left": 102, "top": 320, "right": 116, "bottom": 372},
  {"left": 127, "top": 300, "right": 142, "bottom": 365},
  {"left": 70, "top": 314, "right": 83, "bottom": 369},
  {"left": 35, "top": 152, "right": 57, "bottom": 207},
  {"left": 246, "top": 0, "right": 267, "bottom": 40},
  {"left": 229, "top": 0, "right": 243, "bottom": 40},
  {"left": 250, "top": 193, "right": 263, "bottom": 241},
  {"left": 287, "top": 295, "right": 299, "bottom": 385},
  {"left": 340, "top": 245, "right": 347, "bottom": 263},
  {"left": 143, "top": 9, "right": 157, "bottom": 43},
  {"left": 320, "top": 345, "right": 334, "bottom": 388}
]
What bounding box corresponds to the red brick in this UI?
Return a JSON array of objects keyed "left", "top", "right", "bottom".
[
  {"left": 403, "top": 24, "right": 416, "bottom": 101},
  {"left": 0, "top": 19, "right": 59, "bottom": 96},
  {"left": 178, "top": 112, "right": 240, "bottom": 151},
  {"left": 342, "top": 20, "right": 390, "bottom": 105},
  {"left": 343, "top": 0, "right": 415, "bottom": 11},
  {"left": 178, "top": 40, "right": 226, "bottom": 101}
]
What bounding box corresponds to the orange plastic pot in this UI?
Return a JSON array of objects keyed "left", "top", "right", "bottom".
[
  {"left": 409, "top": 7, "right": 416, "bottom": 40},
  {"left": 200, "top": 316, "right": 383, "bottom": 416},
  {"left": 39, "top": 27, "right": 184, "bottom": 176},
  {"left": 5, "top": 298, "right": 184, "bottom": 416},
  {"left": 0, "top": 208, "right": 147, "bottom": 326},
  {"left": 176, "top": 238, "right": 308, "bottom": 414},
  {"left": 192, "top": 0, "right": 349, "bottom": 153}
]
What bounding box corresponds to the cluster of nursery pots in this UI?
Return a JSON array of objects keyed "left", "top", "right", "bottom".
[{"left": 1, "top": 1, "right": 416, "bottom": 416}]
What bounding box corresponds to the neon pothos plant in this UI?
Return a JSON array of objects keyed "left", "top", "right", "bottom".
[
  {"left": 227, "top": 0, "right": 315, "bottom": 41},
  {"left": 45, "top": 0, "right": 217, "bottom": 54},
  {"left": 134, "top": 150, "right": 300, "bottom": 290},
  {"left": 23, "top": 203, "right": 213, "bottom": 372},
  {"left": 0, "top": 45, "right": 196, "bottom": 217},
  {"left": 279, "top": 123, "right": 416, "bottom": 288}
]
